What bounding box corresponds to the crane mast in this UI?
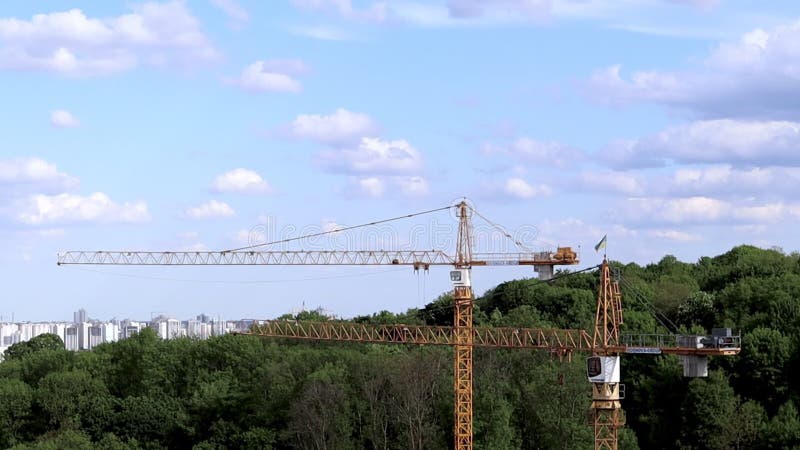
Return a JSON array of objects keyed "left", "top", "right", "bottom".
[
  {"left": 453, "top": 201, "right": 474, "bottom": 450},
  {"left": 589, "top": 260, "right": 625, "bottom": 450}
]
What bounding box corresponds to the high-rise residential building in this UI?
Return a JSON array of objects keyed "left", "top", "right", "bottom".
[
  {"left": 0, "top": 323, "right": 20, "bottom": 352},
  {"left": 87, "top": 325, "right": 103, "bottom": 349},
  {"left": 64, "top": 325, "right": 79, "bottom": 351},
  {"left": 151, "top": 316, "right": 182, "bottom": 340},
  {"left": 102, "top": 323, "right": 119, "bottom": 344},
  {"left": 73, "top": 308, "right": 87, "bottom": 324},
  {"left": 120, "top": 320, "right": 142, "bottom": 339},
  {"left": 187, "top": 319, "right": 211, "bottom": 339}
]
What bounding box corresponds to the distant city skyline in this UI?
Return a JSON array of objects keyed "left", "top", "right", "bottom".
[{"left": 0, "top": 308, "right": 258, "bottom": 360}]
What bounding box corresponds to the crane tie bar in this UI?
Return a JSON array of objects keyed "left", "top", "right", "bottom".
[{"left": 222, "top": 205, "right": 455, "bottom": 253}]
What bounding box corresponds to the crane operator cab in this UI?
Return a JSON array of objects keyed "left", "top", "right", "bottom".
[
  {"left": 450, "top": 269, "right": 471, "bottom": 288},
  {"left": 586, "top": 356, "right": 621, "bottom": 383}
]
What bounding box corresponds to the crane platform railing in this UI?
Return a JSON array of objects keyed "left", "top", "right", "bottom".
[{"left": 620, "top": 333, "right": 741, "bottom": 356}]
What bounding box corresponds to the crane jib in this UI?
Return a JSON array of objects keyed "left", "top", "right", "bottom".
[{"left": 56, "top": 251, "right": 580, "bottom": 267}]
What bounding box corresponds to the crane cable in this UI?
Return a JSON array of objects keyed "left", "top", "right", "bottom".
[
  {"left": 467, "top": 205, "right": 535, "bottom": 253},
  {"left": 618, "top": 277, "right": 679, "bottom": 334},
  {"left": 222, "top": 205, "right": 454, "bottom": 253},
  {"left": 418, "top": 264, "right": 602, "bottom": 316}
]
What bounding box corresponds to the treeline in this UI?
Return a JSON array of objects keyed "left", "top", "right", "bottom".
[{"left": 0, "top": 245, "right": 798, "bottom": 449}]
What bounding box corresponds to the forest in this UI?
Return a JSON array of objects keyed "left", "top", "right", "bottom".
[{"left": 1, "top": 245, "right": 799, "bottom": 449}]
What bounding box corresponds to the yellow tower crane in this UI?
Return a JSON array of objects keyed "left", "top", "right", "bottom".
[
  {"left": 58, "top": 200, "right": 741, "bottom": 450},
  {"left": 58, "top": 200, "right": 580, "bottom": 450}
]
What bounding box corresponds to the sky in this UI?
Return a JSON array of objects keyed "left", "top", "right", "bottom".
[{"left": 2, "top": 0, "right": 800, "bottom": 322}]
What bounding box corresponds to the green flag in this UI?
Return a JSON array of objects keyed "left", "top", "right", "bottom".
[{"left": 594, "top": 235, "right": 607, "bottom": 252}]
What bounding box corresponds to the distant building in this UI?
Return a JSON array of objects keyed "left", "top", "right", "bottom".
[
  {"left": 87, "top": 325, "right": 104, "bottom": 349},
  {"left": 151, "top": 316, "right": 182, "bottom": 340},
  {"left": 102, "top": 323, "right": 119, "bottom": 344},
  {"left": 186, "top": 319, "right": 211, "bottom": 339},
  {"left": 120, "top": 320, "right": 143, "bottom": 339},
  {"left": 0, "top": 310, "right": 238, "bottom": 359},
  {"left": 0, "top": 323, "right": 20, "bottom": 351},
  {"left": 64, "top": 324, "right": 79, "bottom": 351},
  {"left": 74, "top": 308, "right": 87, "bottom": 324}
]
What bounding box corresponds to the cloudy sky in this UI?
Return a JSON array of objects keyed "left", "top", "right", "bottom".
[{"left": 2, "top": 0, "right": 799, "bottom": 322}]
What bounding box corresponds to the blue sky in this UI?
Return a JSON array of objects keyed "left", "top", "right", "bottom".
[{"left": 2, "top": 0, "right": 800, "bottom": 322}]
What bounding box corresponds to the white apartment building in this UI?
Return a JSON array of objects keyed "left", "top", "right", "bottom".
[
  {"left": 152, "top": 317, "right": 182, "bottom": 340},
  {"left": 0, "top": 311, "right": 241, "bottom": 360}
]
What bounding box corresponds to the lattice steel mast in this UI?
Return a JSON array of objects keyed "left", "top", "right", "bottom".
[
  {"left": 589, "top": 260, "right": 625, "bottom": 450},
  {"left": 453, "top": 201, "right": 474, "bottom": 450}
]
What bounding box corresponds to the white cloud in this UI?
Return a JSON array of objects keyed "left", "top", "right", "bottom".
[
  {"left": 288, "top": 25, "right": 351, "bottom": 41},
  {"left": 396, "top": 0, "right": 693, "bottom": 27},
  {"left": 321, "top": 218, "right": 344, "bottom": 232},
  {"left": 328, "top": 0, "right": 724, "bottom": 30},
  {"left": 347, "top": 177, "right": 385, "bottom": 198},
  {"left": 289, "top": 110, "right": 425, "bottom": 198},
  {"left": 396, "top": 176, "right": 429, "bottom": 197},
  {"left": 14, "top": 192, "right": 149, "bottom": 225},
  {"left": 446, "top": 0, "right": 551, "bottom": 21},
  {"left": 577, "top": 170, "right": 643, "bottom": 195},
  {"left": 648, "top": 229, "right": 702, "bottom": 242},
  {"left": 619, "top": 196, "right": 795, "bottom": 225},
  {"left": 183, "top": 199, "right": 235, "bottom": 219},
  {"left": 343, "top": 176, "right": 429, "bottom": 198},
  {"left": 603, "top": 119, "right": 800, "bottom": 169},
  {"left": 20, "top": 228, "right": 67, "bottom": 238},
  {"left": 483, "top": 137, "right": 584, "bottom": 168},
  {"left": 666, "top": 0, "right": 719, "bottom": 8},
  {"left": 0, "top": 2, "right": 219, "bottom": 77},
  {"left": 259, "top": 58, "right": 310, "bottom": 75},
  {"left": 177, "top": 231, "right": 199, "bottom": 240},
  {"left": 231, "top": 228, "right": 266, "bottom": 246},
  {"left": 623, "top": 197, "right": 725, "bottom": 224},
  {"left": 561, "top": 165, "right": 800, "bottom": 199},
  {"left": 287, "top": 109, "right": 377, "bottom": 145},
  {"left": 537, "top": 217, "right": 637, "bottom": 250},
  {"left": 291, "top": 0, "right": 388, "bottom": 23},
  {"left": 605, "top": 24, "right": 729, "bottom": 40},
  {"left": 503, "top": 177, "right": 551, "bottom": 199},
  {"left": 209, "top": 0, "right": 249, "bottom": 25},
  {"left": 182, "top": 242, "right": 209, "bottom": 251},
  {"left": 390, "top": 2, "right": 537, "bottom": 27},
  {"left": 0, "top": 157, "right": 79, "bottom": 193},
  {"left": 586, "top": 21, "right": 800, "bottom": 118},
  {"left": 211, "top": 168, "right": 272, "bottom": 195},
  {"left": 175, "top": 230, "right": 207, "bottom": 251},
  {"left": 229, "top": 60, "right": 304, "bottom": 93},
  {"left": 50, "top": 109, "right": 80, "bottom": 128},
  {"left": 317, "top": 137, "right": 422, "bottom": 174},
  {"left": 661, "top": 165, "right": 800, "bottom": 197}
]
